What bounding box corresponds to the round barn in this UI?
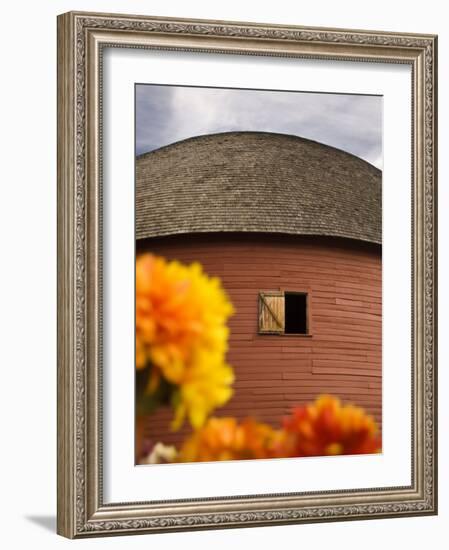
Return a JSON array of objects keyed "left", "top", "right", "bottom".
[{"left": 136, "top": 131, "right": 382, "bottom": 447}]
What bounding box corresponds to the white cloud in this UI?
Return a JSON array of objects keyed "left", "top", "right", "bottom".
[{"left": 136, "top": 85, "right": 382, "bottom": 169}]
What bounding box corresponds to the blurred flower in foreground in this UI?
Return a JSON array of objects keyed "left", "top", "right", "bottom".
[
  {"left": 157, "top": 395, "right": 381, "bottom": 464},
  {"left": 140, "top": 442, "right": 178, "bottom": 465},
  {"left": 177, "top": 417, "right": 277, "bottom": 462},
  {"left": 136, "top": 254, "right": 235, "bottom": 430},
  {"left": 274, "top": 395, "right": 381, "bottom": 458}
]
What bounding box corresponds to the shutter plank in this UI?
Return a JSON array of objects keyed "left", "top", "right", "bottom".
[{"left": 259, "top": 292, "right": 284, "bottom": 333}]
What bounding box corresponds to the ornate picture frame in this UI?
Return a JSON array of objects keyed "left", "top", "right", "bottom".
[{"left": 57, "top": 11, "right": 437, "bottom": 538}]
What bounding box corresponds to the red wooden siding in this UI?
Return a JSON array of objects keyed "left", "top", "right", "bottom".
[{"left": 136, "top": 233, "right": 382, "bottom": 449}]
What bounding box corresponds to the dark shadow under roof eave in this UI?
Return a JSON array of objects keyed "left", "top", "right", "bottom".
[{"left": 136, "top": 227, "right": 382, "bottom": 246}]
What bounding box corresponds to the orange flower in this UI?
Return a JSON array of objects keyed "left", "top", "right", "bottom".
[
  {"left": 273, "top": 395, "right": 381, "bottom": 458},
  {"left": 177, "top": 417, "right": 277, "bottom": 462},
  {"left": 136, "top": 254, "right": 235, "bottom": 429},
  {"left": 173, "top": 397, "right": 381, "bottom": 463}
]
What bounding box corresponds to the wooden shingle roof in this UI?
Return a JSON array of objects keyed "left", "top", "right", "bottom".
[{"left": 136, "top": 132, "right": 382, "bottom": 244}]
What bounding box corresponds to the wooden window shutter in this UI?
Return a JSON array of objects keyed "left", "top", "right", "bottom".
[{"left": 259, "top": 292, "right": 285, "bottom": 334}]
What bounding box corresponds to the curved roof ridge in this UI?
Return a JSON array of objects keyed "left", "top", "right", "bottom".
[{"left": 137, "top": 130, "right": 381, "bottom": 172}]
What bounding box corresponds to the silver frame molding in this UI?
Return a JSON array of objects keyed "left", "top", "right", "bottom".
[{"left": 57, "top": 11, "right": 438, "bottom": 538}]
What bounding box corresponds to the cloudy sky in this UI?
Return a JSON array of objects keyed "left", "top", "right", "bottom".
[{"left": 136, "top": 84, "right": 382, "bottom": 169}]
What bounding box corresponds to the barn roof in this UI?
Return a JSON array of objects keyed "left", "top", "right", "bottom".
[{"left": 136, "top": 132, "right": 382, "bottom": 244}]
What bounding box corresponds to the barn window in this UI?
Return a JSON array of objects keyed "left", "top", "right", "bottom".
[{"left": 259, "top": 291, "right": 308, "bottom": 335}]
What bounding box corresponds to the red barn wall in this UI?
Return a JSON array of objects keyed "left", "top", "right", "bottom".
[{"left": 136, "top": 233, "right": 382, "bottom": 449}]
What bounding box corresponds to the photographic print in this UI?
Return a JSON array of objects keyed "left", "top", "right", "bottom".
[
  {"left": 57, "top": 12, "right": 436, "bottom": 537},
  {"left": 135, "top": 84, "right": 383, "bottom": 465}
]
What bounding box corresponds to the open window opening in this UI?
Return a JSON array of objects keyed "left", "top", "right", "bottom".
[{"left": 284, "top": 292, "right": 307, "bottom": 334}]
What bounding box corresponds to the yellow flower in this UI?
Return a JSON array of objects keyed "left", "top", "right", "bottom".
[
  {"left": 172, "top": 349, "right": 234, "bottom": 430},
  {"left": 136, "top": 254, "right": 235, "bottom": 429}
]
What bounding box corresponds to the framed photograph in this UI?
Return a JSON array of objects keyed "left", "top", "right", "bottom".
[{"left": 57, "top": 11, "right": 438, "bottom": 538}]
